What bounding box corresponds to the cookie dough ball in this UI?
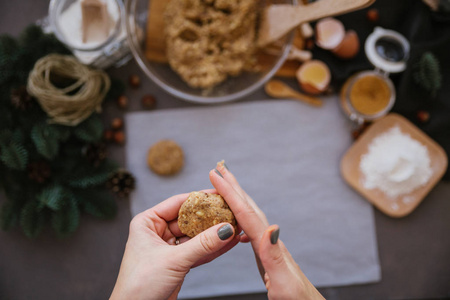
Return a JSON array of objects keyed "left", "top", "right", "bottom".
[
  {"left": 178, "top": 191, "right": 237, "bottom": 238},
  {"left": 147, "top": 140, "right": 184, "bottom": 175}
]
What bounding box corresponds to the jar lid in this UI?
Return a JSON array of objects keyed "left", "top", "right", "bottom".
[{"left": 364, "top": 27, "right": 410, "bottom": 74}]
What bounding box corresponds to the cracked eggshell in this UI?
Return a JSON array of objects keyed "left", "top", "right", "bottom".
[
  {"left": 296, "top": 60, "right": 331, "bottom": 95},
  {"left": 315, "top": 17, "right": 345, "bottom": 50},
  {"left": 332, "top": 30, "right": 360, "bottom": 60}
]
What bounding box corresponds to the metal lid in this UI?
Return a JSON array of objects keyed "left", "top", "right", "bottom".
[{"left": 365, "top": 27, "right": 410, "bottom": 73}]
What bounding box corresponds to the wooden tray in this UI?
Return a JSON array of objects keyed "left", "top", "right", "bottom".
[
  {"left": 144, "top": 0, "right": 305, "bottom": 78},
  {"left": 341, "top": 113, "right": 448, "bottom": 218}
]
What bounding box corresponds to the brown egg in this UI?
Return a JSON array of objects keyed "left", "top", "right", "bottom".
[
  {"left": 315, "top": 18, "right": 345, "bottom": 50},
  {"left": 296, "top": 60, "right": 331, "bottom": 95},
  {"left": 332, "top": 30, "right": 360, "bottom": 60}
]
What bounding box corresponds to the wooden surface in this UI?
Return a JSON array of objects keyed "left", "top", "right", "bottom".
[
  {"left": 257, "top": 0, "right": 376, "bottom": 46},
  {"left": 144, "top": 0, "right": 305, "bottom": 78},
  {"left": 1, "top": 1, "right": 450, "bottom": 300},
  {"left": 341, "top": 113, "right": 448, "bottom": 217}
]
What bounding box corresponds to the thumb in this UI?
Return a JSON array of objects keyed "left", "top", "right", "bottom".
[
  {"left": 259, "top": 225, "right": 290, "bottom": 290},
  {"left": 178, "top": 223, "right": 235, "bottom": 266}
]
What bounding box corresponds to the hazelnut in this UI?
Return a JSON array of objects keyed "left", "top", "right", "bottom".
[
  {"left": 129, "top": 74, "right": 141, "bottom": 88},
  {"left": 113, "top": 131, "right": 126, "bottom": 145},
  {"left": 117, "top": 95, "right": 128, "bottom": 109},
  {"left": 366, "top": 9, "right": 379, "bottom": 23},
  {"left": 417, "top": 110, "right": 430, "bottom": 123},
  {"left": 111, "top": 118, "right": 124, "bottom": 130},
  {"left": 305, "top": 38, "right": 315, "bottom": 50},
  {"left": 141, "top": 94, "right": 157, "bottom": 110},
  {"left": 103, "top": 129, "right": 114, "bottom": 142}
]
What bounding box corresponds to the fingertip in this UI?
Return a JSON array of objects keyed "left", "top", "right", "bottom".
[
  {"left": 269, "top": 225, "right": 280, "bottom": 245},
  {"left": 217, "top": 223, "right": 234, "bottom": 241}
]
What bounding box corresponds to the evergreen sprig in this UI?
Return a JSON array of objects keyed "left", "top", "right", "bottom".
[
  {"left": 413, "top": 51, "right": 442, "bottom": 98},
  {"left": 0, "top": 25, "right": 125, "bottom": 239},
  {"left": 0, "top": 141, "right": 28, "bottom": 170},
  {"left": 51, "top": 196, "right": 80, "bottom": 238},
  {"left": 20, "top": 200, "right": 46, "bottom": 238},
  {"left": 73, "top": 114, "right": 104, "bottom": 143},
  {"left": 76, "top": 189, "right": 117, "bottom": 219}
]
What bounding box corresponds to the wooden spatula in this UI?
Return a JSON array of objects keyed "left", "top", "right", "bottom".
[{"left": 258, "top": 0, "right": 375, "bottom": 47}]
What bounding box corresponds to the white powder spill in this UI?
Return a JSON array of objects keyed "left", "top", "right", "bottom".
[{"left": 360, "top": 126, "right": 432, "bottom": 198}]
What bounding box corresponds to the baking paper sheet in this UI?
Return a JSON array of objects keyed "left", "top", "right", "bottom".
[{"left": 125, "top": 99, "right": 381, "bottom": 298}]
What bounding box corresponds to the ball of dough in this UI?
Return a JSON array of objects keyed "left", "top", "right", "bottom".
[
  {"left": 178, "top": 191, "right": 237, "bottom": 238},
  {"left": 147, "top": 140, "right": 184, "bottom": 175}
]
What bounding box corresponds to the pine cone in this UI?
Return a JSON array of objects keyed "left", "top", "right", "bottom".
[
  {"left": 11, "top": 86, "right": 34, "bottom": 110},
  {"left": 107, "top": 170, "right": 136, "bottom": 197},
  {"left": 82, "top": 143, "right": 107, "bottom": 167},
  {"left": 27, "top": 161, "right": 51, "bottom": 183}
]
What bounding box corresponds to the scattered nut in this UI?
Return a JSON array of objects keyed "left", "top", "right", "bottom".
[
  {"left": 305, "top": 38, "right": 315, "bottom": 50},
  {"left": 113, "top": 131, "right": 126, "bottom": 145},
  {"left": 111, "top": 118, "right": 124, "bottom": 130},
  {"left": 129, "top": 74, "right": 141, "bottom": 88},
  {"left": 366, "top": 9, "right": 379, "bottom": 23},
  {"left": 417, "top": 110, "right": 430, "bottom": 123},
  {"left": 103, "top": 129, "right": 114, "bottom": 142},
  {"left": 116, "top": 95, "right": 128, "bottom": 109},
  {"left": 141, "top": 94, "right": 157, "bottom": 110}
]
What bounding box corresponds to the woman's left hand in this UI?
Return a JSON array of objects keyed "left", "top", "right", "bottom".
[{"left": 110, "top": 190, "right": 239, "bottom": 300}]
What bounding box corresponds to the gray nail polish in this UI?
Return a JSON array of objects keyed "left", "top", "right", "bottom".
[
  {"left": 218, "top": 224, "right": 233, "bottom": 240},
  {"left": 214, "top": 169, "right": 223, "bottom": 178},
  {"left": 270, "top": 228, "right": 280, "bottom": 245},
  {"left": 223, "top": 162, "right": 229, "bottom": 171}
]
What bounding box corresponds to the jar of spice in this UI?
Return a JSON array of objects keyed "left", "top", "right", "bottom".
[{"left": 340, "top": 27, "right": 410, "bottom": 124}]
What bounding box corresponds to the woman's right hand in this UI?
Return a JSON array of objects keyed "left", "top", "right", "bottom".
[{"left": 210, "top": 162, "right": 324, "bottom": 300}]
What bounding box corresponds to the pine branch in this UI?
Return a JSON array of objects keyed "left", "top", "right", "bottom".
[
  {"left": 31, "top": 123, "right": 61, "bottom": 160},
  {"left": 413, "top": 52, "right": 442, "bottom": 97},
  {"left": 20, "top": 200, "right": 45, "bottom": 238},
  {"left": 68, "top": 159, "right": 118, "bottom": 189},
  {"left": 0, "top": 141, "right": 28, "bottom": 170},
  {"left": 37, "top": 185, "right": 68, "bottom": 211},
  {"left": 51, "top": 196, "right": 80, "bottom": 238},
  {"left": 76, "top": 189, "right": 117, "bottom": 219},
  {"left": 73, "top": 114, "right": 103, "bottom": 143}
]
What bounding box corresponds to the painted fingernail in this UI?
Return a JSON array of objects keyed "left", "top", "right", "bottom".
[
  {"left": 218, "top": 224, "right": 233, "bottom": 240},
  {"left": 270, "top": 228, "right": 280, "bottom": 245},
  {"left": 214, "top": 169, "right": 223, "bottom": 178}
]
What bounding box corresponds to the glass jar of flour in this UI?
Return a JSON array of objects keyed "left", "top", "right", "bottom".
[{"left": 47, "top": 0, "right": 132, "bottom": 69}]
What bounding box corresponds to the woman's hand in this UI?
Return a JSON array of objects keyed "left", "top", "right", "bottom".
[
  {"left": 211, "top": 163, "right": 324, "bottom": 300},
  {"left": 110, "top": 191, "right": 239, "bottom": 300}
]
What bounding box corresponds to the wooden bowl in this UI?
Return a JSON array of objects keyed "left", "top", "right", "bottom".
[{"left": 341, "top": 113, "right": 448, "bottom": 217}]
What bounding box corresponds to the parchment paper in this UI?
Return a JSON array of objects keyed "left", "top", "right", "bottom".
[{"left": 125, "top": 99, "right": 381, "bottom": 299}]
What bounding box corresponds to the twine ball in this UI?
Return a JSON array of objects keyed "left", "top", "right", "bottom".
[{"left": 27, "top": 54, "right": 110, "bottom": 126}]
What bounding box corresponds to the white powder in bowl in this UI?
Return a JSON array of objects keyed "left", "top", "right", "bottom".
[{"left": 360, "top": 126, "right": 432, "bottom": 198}]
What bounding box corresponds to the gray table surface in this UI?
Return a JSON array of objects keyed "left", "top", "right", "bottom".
[{"left": 1, "top": 1, "right": 449, "bottom": 299}]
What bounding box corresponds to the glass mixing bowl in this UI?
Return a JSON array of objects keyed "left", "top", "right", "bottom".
[{"left": 125, "top": 0, "right": 296, "bottom": 104}]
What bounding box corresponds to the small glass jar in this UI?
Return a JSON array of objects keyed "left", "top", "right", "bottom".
[
  {"left": 340, "top": 27, "right": 410, "bottom": 124},
  {"left": 48, "top": 0, "right": 132, "bottom": 69}
]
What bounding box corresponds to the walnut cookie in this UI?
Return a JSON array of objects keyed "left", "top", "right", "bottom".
[
  {"left": 178, "top": 191, "right": 237, "bottom": 238},
  {"left": 147, "top": 140, "right": 184, "bottom": 176}
]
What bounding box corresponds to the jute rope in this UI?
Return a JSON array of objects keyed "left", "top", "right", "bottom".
[{"left": 27, "top": 54, "right": 111, "bottom": 126}]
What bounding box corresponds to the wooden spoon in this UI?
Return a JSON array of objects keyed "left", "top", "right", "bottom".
[
  {"left": 265, "top": 80, "right": 322, "bottom": 107},
  {"left": 258, "top": 0, "right": 375, "bottom": 47}
]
